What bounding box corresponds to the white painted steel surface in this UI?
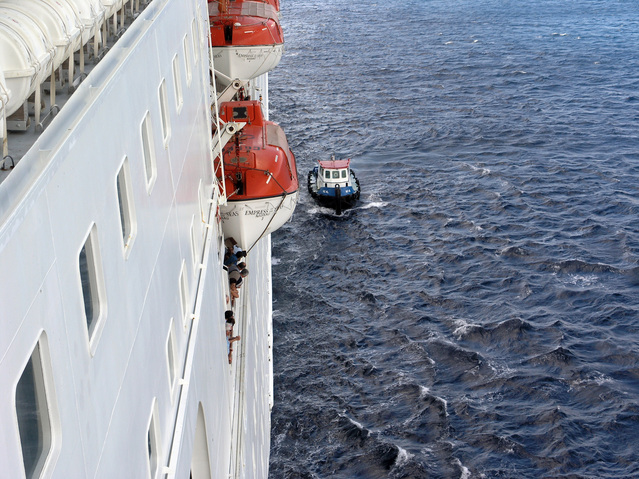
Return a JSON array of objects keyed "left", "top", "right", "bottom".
[{"left": 229, "top": 235, "right": 274, "bottom": 479}]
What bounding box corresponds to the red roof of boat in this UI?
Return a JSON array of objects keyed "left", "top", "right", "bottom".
[{"left": 319, "top": 158, "right": 350, "bottom": 169}]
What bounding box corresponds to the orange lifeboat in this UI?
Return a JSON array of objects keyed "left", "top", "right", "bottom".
[
  {"left": 208, "top": 0, "right": 284, "bottom": 86},
  {"left": 216, "top": 100, "right": 298, "bottom": 250}
]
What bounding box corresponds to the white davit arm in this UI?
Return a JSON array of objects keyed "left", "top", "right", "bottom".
[
  {"left": 216, "top": 78, "right": 248, "bottom": 104},
  {"left": 212, "top": 121, "right": 245, "bottom": 155}
]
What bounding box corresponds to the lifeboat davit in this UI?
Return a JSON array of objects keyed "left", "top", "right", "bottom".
[
  {"left": 217, "top": 100, "right": 298, "bottom": 251},
  {"left": 208, "top": 0, "right": 284, "bottom": 86}
]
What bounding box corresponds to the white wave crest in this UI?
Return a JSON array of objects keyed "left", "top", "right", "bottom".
[
  {"left": 419, "top": 386, "right": 449, "bottom": 416},
  {"left": 454, "top": 457, "right": 472, "bottom": 479},
  {"left": 453, "top": 318, "right": 475, "bottom": 338},
  {"left": 360, "top": 200, "right": 388, "bottom": 209},
  {"left": 394, "top": 446, "right": 413, "bottom": 467}
]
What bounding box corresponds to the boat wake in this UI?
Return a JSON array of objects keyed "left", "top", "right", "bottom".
[{"left": 357, "top": 200, "right": 388, "bottom": 210}]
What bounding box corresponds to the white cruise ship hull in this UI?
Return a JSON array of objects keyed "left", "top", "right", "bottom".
[{"left": 0, "top": 0, "right": 275, "bottom": 477}]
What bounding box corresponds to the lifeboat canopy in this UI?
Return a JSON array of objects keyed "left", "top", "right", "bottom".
[
  {"left": 217, "top": 100, "right": 298, "bottom": 251},
  {"left": 209, "top": 0, "right": 284, "bottom": 86}
]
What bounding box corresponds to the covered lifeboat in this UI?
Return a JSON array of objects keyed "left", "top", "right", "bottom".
[
  {"left": 216, "top": 100, "right": 298, "bottom": 251},
  {"left": 208, "top": 0, "right": 283, "bottom": 87}
]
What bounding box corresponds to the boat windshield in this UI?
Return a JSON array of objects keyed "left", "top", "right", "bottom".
[{"left": 322, "top": 168, "right": 349, "bottom": 181}]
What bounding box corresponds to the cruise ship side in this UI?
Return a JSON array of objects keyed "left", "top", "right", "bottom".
[{"left": 0, "top": 0, "right": 285, "bottom": 477}]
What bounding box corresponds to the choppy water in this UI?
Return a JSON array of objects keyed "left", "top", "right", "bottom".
[{"left": 267, "top": 1, "right": 639, "bottom": 477}]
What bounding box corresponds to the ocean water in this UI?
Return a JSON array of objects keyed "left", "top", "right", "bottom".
[{"left": 267, "top": 0, "right": 639, "bottom": 477}]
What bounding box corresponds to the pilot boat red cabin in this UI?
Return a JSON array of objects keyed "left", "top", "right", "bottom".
[
  {"left": 208, "top": 0, "right": 284, "bottom": 86},
  {"left": 216, "top": 100, "right": 298, "bottom": 250}
]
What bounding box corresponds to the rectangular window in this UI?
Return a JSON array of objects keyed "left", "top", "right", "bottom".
[
  {"left": 172, "top": 55, "right": 183, "bottom": 112},
  {"left": 116, "top": 157, "right": 137, "bottom": 256},
  {"left": 179, "top": 261, "right": 189, "bottom": 326},
  {"left": 191, "top": 19, "right": 199, "bottom": 65},
  {"left": 190, "top": 216, "right": 198, "bottom": 268},
  {"left": 158, "top": 79, "right": 170, "bottom": 145},
  {"left": 166, "top": 320, "right": 177, "bottom": 395},
  {"left": 79, "top": 224, "right": 106, "bottom": 346},
  {"left": 16, "top": 339, "right": 53, "bottom": 479},
  {"left": 147, "top": 400, "right": 160, "bottom": 479},
  {"left": 341, "top": 170, "right": 347, "bottom": 178},
  {"left": 183, "top": 36, "right": 192, "bottom": 86},
  {"left": 141, "top": 111, "right": 157, "bottom": 192},
  {"left": 198, "top": 179, "right": 205, "bottom": 223}
]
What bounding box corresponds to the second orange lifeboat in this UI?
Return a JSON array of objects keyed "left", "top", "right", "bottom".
[
  {"left": 216, "top": 100, "right": 298, "bottom": 250},
  {"left": 208, "top": 0, "right": 284, "bottom": 86}
]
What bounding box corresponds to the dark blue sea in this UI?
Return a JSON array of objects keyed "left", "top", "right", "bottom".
[{"left": 267, "top": 0, "right": 639, "bottom": 477}]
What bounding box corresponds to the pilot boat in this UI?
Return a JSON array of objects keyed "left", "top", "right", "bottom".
[
  {"left": 307, "top": 156, "right": 361, "bottom": 215},
  {"left": 208, "top": 0, "right": 284, "bottom": 86},
  {"left": 216, "top": 99, "right": 298, "bottom": 251}
]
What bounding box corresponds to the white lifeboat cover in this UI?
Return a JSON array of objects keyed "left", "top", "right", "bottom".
[
  {"left": 0, "top": 8, "right": 54, "bottom": 116},
  {"left": 65, "top": 0, "right": 106, "bottom": 44},
  {"left": 41, "top": 0, "right": 85, "bottom": 51},
  {"left": 0, "top": 69, "right": 9, "bottom": 122},
  {"left": 101, "top": 0, "right": 126, "bottom": 18},
  {"left": 0, "top": 0, "right": 81, "bottom": 69}
]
